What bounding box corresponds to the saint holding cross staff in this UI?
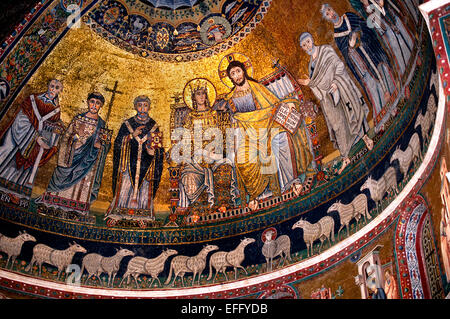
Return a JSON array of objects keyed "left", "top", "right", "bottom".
[
  {"left": 104, "top": 81, "right": 124, "bottom": 126},
  {"left": 36, "top": 88, "right": 113, "bottom": 216}
]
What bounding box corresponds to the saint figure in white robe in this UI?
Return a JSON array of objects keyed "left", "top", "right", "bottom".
[
  {"left": 0, "top": 79, "right": 64, "bottom": 198},
  {"left": 298, "top": 33, "right": 372, "bottom": 174}
]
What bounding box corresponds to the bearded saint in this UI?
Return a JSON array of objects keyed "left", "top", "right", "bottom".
[
  {"left": 0, "top": 79, "right": 64, "bottom": 197},
  {"left": 298, "top": 32, "right": 372, "bottom": 174},
  {"left": 107, "top": 95, "right": 164, "bottom": 219},
  {"left": 215, "top": 58, "right": 315, "bottom": 211}
]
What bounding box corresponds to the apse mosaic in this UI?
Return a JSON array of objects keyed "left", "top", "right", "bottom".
[
  {"left": 0, "top": 0, "right": 440, "bottom": 296},
  {"left": 84, "top": 0, "right": 271, "bottom": 61}
]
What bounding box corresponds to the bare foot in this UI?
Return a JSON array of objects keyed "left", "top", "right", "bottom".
[
  {"left": 363, "top": 135, "right": 373, "bottom": 151},
  {"left": 293, "top": 183, "right": 303, "bottom": 196},
  {"left": 248, "top": 199, "right": 259, "bottom": 211},
  {"left": 338, "top": 157, "right": 351, "bottom": 174}
]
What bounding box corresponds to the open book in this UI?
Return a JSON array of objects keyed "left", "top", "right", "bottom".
[{"left": 273, "top": 102, "right": 302, "bottom": 135}]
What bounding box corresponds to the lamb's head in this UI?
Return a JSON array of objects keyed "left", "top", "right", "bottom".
[
  {"left": 292, "top": 218, "right": 306, "bottom": 230},
  {"left": 241, "top": 237, "right": 256, "bottom": 246},
  {"left": 164, "top": 248, "right": 178, "bottom": 257},
  {"left": 390, "top": 146, "right": 401, "bottom": 163},
  {"left": 427, "top": 95, "right": 437, "bottom": 113},
  {"left": 116, "top": 247, "right": 135, "bottom": 257},
  {"left": 18, "top": 231, "right": 36, "bottom": 243},
  {"left": 263, "top": 230, "right": 275, "bottom": 242},
  {"left": 69, "top": 242, "right": 87, "bottom": 254},
  {"left": 204, "top": 244, "right": 219, "bottom": 253},
  {"left": 414, "top": 113, "right": 422, "bottom": 129},
  {"left": 360, "top": 177, "right": 374, "bottom": 191},
  {"left": 327, "top": 201, "right": 341, "bottom": 213}
]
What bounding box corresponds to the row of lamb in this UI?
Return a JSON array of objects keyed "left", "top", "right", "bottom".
[
  {"left": 361, "top": 97, "right": 431, "bottom": 214},
  {"left": 0, "top": 230, "right": 260, "bottom": 288},
  {"left": 363, "top": 90, "right": 435, "bottom": 212},
  {"left": 290, "top": 193, "right": 371, "bottom": 259},
  {"left": 0, "top": 106, "right": 433, "bottom": 285},
  {"left": 0, "top": 135, "right": 428, "bottom": 289},
  {"left": 414, "top": 87, "right": 437, "bottom": 146},
  {"left": 293, "top": 107, "right": 430, "bottom": 257}
]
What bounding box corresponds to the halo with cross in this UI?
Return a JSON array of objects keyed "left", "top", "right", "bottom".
[
  {"left": 261, "top": 227, "right": 277, "bottom": 243},
  {"left": 218, "top": 52, "right": 254, "bottom": 89}
]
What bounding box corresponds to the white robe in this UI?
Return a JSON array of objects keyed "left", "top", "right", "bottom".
[
  {"left": 0, "top": 110, "right": 38, "bottom": 189},
  {"left": 308, "top": 45, "right": 369, "bottom": 158}
]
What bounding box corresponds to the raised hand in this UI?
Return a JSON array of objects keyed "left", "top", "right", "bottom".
[
  {"left": 297, "top": 77, "right": 311, "bottom": 86},
  {"left": 132, "top": 125, "right": 146, "bottom": 138}
]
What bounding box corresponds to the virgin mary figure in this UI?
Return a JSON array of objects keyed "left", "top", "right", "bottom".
[{"left": 176, "top": 78, "right": 239, "bottom": 209}]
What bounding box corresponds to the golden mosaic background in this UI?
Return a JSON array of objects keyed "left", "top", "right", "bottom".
[{"left": 0, "top": 0, "right": 366, "bottom": 214}]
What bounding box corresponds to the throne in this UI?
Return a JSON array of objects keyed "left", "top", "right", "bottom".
[
  {"left": 166, "top": 93, "right": 235, "bottom": 225},
  {"left": 166, "top": 61, "right": 322, "bottom": 226}
]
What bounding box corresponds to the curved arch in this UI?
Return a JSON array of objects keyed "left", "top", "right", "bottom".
[
  {"left": 394, "top": 194, "right": 445, "bottom": 299},
  {"left": 0, "top": 0, "right": 447, "bottom": 299}
]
